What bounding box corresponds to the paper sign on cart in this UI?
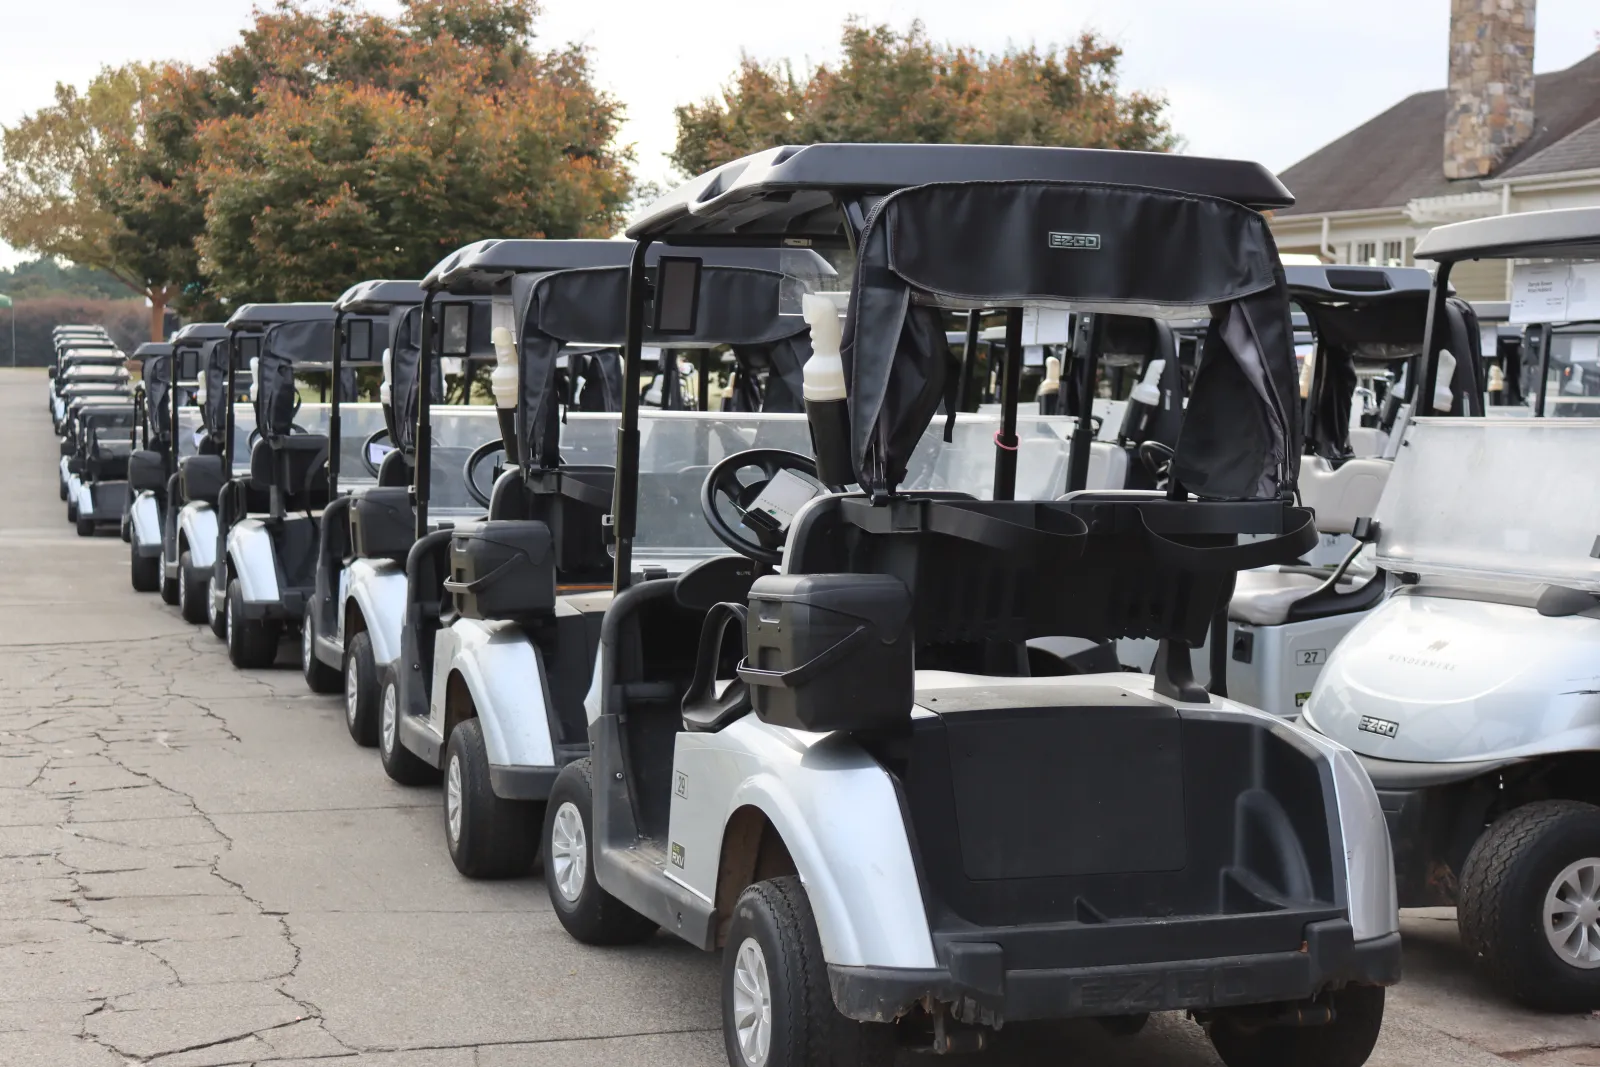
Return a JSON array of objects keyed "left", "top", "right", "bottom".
[
  {"left": 1021, "top": 308, "right": 1071, "bottom": 344},
  {"left": 1509, "top": 263, "right": 1571, "bottom": 323}
]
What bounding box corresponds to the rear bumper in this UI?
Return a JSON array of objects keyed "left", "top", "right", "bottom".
[{"left": 828, "top": 920, "right": 1400, "bottom": 1026}]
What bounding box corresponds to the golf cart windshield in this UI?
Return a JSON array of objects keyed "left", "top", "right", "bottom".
[
  {"left": 423, "top": 407, "right": 504, "bottom": 514},
  {"left": 1374, "top": 417, "right": 1600, "bottom": 590}
]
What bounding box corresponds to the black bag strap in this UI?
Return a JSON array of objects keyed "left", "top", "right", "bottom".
[{"left": 1138, "top": 505, "right": 1318, "bottom": 572}]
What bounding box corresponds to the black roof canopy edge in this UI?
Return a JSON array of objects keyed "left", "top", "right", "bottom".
[
  {"left": 333, "top": 279, "right": 428, "bottom": 314},
  {"left": 225, "top": 302, "right": 337, "bottom": 331}
]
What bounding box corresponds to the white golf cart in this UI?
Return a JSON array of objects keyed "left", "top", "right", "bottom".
[
  {"left": 523, "top": 145, "right": 1402, "bottom": 1067},
  {"left": 1304, "top": 205, "right": 1600, "bottom": 1011},
  {"left": 206, "top": 302, "right": 389, "bottom": 668},
  {"left": 62, "top": 401, "right": 134, "bottom": 535},
  {"left": 125, "top": 341, "right": 181, "bottom": 588}
]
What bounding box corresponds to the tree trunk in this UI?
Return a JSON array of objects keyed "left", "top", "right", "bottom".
[{"left": 148, "top": 292, "right": 168, "bottom": 342}]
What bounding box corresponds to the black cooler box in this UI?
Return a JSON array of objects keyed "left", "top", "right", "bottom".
[
  {"left": 446, "top": 520, "right": 556, "bottom": 621},
  {"left": 740, "top": 573, "right": 914, "bottom": 732}
]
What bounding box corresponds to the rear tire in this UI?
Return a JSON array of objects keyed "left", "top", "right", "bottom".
[
  {"left": 66, "top": 498, "right": 78, "bottom": 524},
  {"left": 207, "top": 570, "right": 227, "bottom": 639},
  {"left": 301, "top": 608, "right": 340, "bottom": 694},
  {"left": 342, "top": 630, "right": 379, "bottom": 745},
  {"left": 225, "top": 578, "right": 279, "bottom": 669},
  {"left": 58, "top": 474, "right": 67, "bottom": 501},
  {"left": 159, "top": 559, "right": 180, "bottom": 605},
  {"left": 75, "top": 511, "right": 94, "bottom": 537},
  {"left": 544, "top": 759, "right": 657, "bottom": 945},
  {"left": 1209, "top": 985, "right": 1384, "bottom": 1067},
  {"left": 443, "top": 718, "right": 540, "bottom": 879},
  {"left": 130, "top": 542, "right": 160, "bottom": 592},
  {"left": 722, "top": 877, "right": 897, "bottom": 1067},
  {"left": 178, "top": 550, "right": 207, "bottom": 624},
  {"left": 1459, "top": 800, "right": 1600, "bottom": 1012},
  {"left": 377, "top": 669, "right": 439, "bottom": 786}
]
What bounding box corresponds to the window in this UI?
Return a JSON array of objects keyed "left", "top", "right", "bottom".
[
  {"left": 1382, "top": 239, "right": 1406, "bottom": 267},
  {"left": 1354, "top": 241, "right": 1377, "bottom": 266}
]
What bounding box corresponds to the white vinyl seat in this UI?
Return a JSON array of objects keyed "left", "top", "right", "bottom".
[
  {"left": 1229, "top": 569, "right": 1358, "bottom": 626},
  {"left": 1298, "top": 455, "right": 1390, "bottom": 535}
]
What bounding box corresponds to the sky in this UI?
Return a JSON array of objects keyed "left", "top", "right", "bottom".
[{"left": 2, "top": 0, "right": 1596, "bottom": 268}]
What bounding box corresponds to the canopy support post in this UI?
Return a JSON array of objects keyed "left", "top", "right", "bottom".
[
  {"left": 613, "top": 238, "right": 654, "bottom": 591},
  {"left": 414, "top": 291, "right": 436, "bottom": 542},
  {"left": 992, "top": 307, "right": 1023, "bottom": 501},
  {"left": 1065, "top": 313, "right": 1102, "bottom": 494},
  {"left": 329, "top": 310, "right": 344, "bottom": 498},
  {"left": 1416, "top": 261, "right": 1453, "bottom": 413}
]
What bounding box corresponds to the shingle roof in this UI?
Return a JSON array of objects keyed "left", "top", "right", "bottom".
[{"left": 1277, "top": 52, "right": 1600, "bottom": 217}]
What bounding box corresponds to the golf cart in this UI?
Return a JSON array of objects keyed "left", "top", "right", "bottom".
[
  {"left": 1303, "top": 205, "right": 1600, "bottom": 1011},
  {"left": 209, "top": 302, "right": 389, "bottom": 667},
  {"left": 52, "top": 354, "right": 130, "bottom": 432},
  {"left": 330, "top": 239, "right": 624, "bottom": 739},
  {"left": 63, "top": 399, "right": 135, "bottom": 536},
  {"left": 521, "top": 144, "right": 1401, "bottom": 1067},
  {"left": 124, "top": 341, "right": 175, "bottom": 578},
  {"left": 165, "top": 327, "right": 255, "bottom": 625}
]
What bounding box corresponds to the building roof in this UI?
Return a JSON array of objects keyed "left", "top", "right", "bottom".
[{"left": 1278, "top": 52, "right": 1600, "bottom": 217}]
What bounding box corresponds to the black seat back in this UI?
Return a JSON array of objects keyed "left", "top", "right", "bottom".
[
  {"left": 249, "top": 434, "right": 330, "bottom": 512},
  {"left": 179, "top": 455, "right": 226, "bottom": 506}
]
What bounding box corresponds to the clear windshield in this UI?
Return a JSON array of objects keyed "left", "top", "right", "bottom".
[
  {"left": 428, "top": 407, "right": 502, "bottom": 515},
  {"left": 328, "top": 403, "right": 387, "bottom": 487},
  {"left": 1538, "top": 328, "right": 1600, "bottom": 418},
  {"left": 177, "top": 410, "right": 202, "bottom": 459}
]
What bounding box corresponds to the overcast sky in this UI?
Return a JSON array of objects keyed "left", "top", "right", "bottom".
[{"left": 2, "top": 0, "right": 1596, "bottom": 269}]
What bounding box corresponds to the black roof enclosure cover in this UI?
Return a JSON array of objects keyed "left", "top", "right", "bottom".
[
  {"left": 171, "top": 322, "right": 232, "bottom": 348},
  {"left": 627, "top": 143, "right": 1293, "bottom": 244},
  {"left": 842, "top": 179, "right": 1299, "bottom": 499},
  {"left": 333, "top": 279, "right": 427, "bottom": 314},
  {"left": 422, "top": 239, "right": 636, "bottom": 294}
]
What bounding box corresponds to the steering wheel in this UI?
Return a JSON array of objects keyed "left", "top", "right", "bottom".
[
  {"left": 247, "top": 423, "right": 308, "bottom": 451},
  {"left": 462, "top": 439, "right": 506, "bottom": 509},
  {"left": 700, "top": 448, "right": 818, "bottom": 566},
  {"left": 360, "top": 428, "right": 396, "bottom": 476},
  {"left": 1137, "top": 440, "right": 1176, "bottom": 484}
]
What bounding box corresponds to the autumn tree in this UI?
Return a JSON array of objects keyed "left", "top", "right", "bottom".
[
  {"left": 195, "top": 0, "right": 633, "bottom": 303},
  {"left": 672, "top": 21, "right": 1177, "bottom": 176},
  {"left": 0, "top": 66, "right": 189, "bottom": 340}
]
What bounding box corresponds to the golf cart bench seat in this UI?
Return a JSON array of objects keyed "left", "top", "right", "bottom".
[
  {"left": 248, "top": 435, "right": 330, "bottom": 511},
  {"left": 87, "top": 439, "right": 133, "bottom": 480},
  {"left": 1298, "top": 455, "right": 1388, "bottom": 537},
  {"left": 1229, "top": 569, "right": 1360, "bottom": 626}
]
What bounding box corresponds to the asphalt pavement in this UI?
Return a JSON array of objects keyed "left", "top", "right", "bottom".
[{"left": 2, "top": 367, "right": 1598, "bottom": 1066}]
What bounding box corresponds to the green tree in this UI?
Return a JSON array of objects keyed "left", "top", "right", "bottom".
[
  {"left": 195, "top": 0, "right": 633, "bottom": 303},
  {"left": 672, "top": 21, "right": 1177, "bottom": 177},
  {"left": 0, "top": 66, "right": 187, "bottom": 340}
]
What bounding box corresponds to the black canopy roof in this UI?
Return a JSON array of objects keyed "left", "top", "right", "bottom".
[
  {"left": 627, "top": 143, "right": 1294, "bottom": 245},
  {"left": 171, "top": 322, "right": 231, "bottom": 348},
  {"left": 1414, "top": 206, "right": 1600, "bottom": 262},
  {"left": 132, "top": 342, "right": 174, "bottom": 359},
  {"left": 333, "top": 279, "right": 427, "bottom": 314},
  {"left": 421, "top": 240, "right": 633, "bottom": 294},
  {"left": 225, "top": 303, "right": 336, "bottom": 331}
]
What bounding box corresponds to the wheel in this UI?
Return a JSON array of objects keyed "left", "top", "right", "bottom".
[
  {"left": 377, "top": 668, "right": 439, "bottom": 786},
  {"left": 66, "top": 497, "right": 78, "bottom": 523},
  {"left": 1209, "top": 985, "right": 1384, "bottom": 1067},
  {"left": 207, "top": 570, "right": 227, "bottom": 639},
  {"left": 159, "top": 567, "right": 180, "bottom": 605},
  {"left": 722, "top": 877, "right": 897, "bottom": 1067},
  {"left": 443, "top": 718, "right": 540, "bottom": 879},
  {"left": 75, "top": 509, "right": 96, "bottom": 537},
  {"left": 301, "top": 608, "right": 341, "bottom": 694},
  {"left": 225, "top": 578, "right": 280, "bottom": 669},
  {"left": 178, "top": 550, "right": 208, "bottom": 623},
  {"left": 130, "top": 541, "right": 160, "bottom": 592},
  {"left": 544, "top": 759, "right": 657, "bottom": 945},
  {"left": 58, "top": 474, "right": 67, "bottom": 501},
  {"left": 1459, "top": 800, "right": 1600, "bottom": 1011},
  {"left": 342, "top": 630, "right": 380, "bottom": 745},
  {"left": 119, "top": 513, "right": 131, "bottom": 543}
]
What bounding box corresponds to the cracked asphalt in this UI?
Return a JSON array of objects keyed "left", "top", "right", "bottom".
[{"left": 6, "top": 367, "right": 1600, "bottom": 1067}]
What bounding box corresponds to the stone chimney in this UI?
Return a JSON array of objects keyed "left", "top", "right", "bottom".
[{"left": 1443, "top": 0, "right": 1536, "bottom": 180}]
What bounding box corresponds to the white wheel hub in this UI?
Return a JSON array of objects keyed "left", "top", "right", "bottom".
[
  {"left": 1545, "top": 858, "right": 1600, "bottom": 969},
  {"left": 550, "top": 801, "right": 587, "bottom": 903},
  {"left": 303, "top": 620, "right": 314, "bottom": 669},
  {"left": 731, "top": 936, "right": 772, "bottom": 1067},
  {"left": 446, "top": 754, "right": 463, "bottom": 844},
  {"left": 225, "top": 591, "right": 233, "bottom": 640},
  {"left": 380, "top": 682, "right": 397, "bottom": 756},
  {"left": 345, "top": 656, "right": 361, "bottom": 727}
]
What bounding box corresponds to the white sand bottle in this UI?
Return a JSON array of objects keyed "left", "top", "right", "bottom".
[
  {"left": 801, "top": 293, "right": 853, "bottom": 487},
  {"left": 1037, "top": 355, "right": 1061, "bottom": 415}
]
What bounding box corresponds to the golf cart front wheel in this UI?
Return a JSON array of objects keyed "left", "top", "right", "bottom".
[
  {"left": 443, "top": 718, "right": 540, "bottom": 879},
  {"left": 58, "top": 475, "right": 67, "bottom": 502},
  {"left": 1460, "top": 800, "right": 1600, "bottom": 1011},
  {"left": 301, "top": 608, "right": 340, "bottom": 695},
  {"left": 75, "top": 509, "right": 94, "bottom": 536},
  {"left": 130, "top": 542, "right": 160, "bottom": 593},
  {"left": 225, "top": 578, "right": 280, "bottom": 669},
  {"left": 159, "top": 568, "right": 180, "bottom": 605},
  {"left": 178, "top": 550, "right": 207, "bottom": 625},
  {"left": 66, "top": 498, "right": 77, "bottom": 524},
  {"left": 723, "top": 877, "right": 897, "bottom": 1067},
  {"left": 377, "top": 669, "right": 439, "bottom": 786},
  {"left": 343, "top": 630, "right": 379, "bottom": 743},
  {"left": 1208, "top": 984, "right": 1384, "bottom": 1067},
  {"left": 544, "top": 759, "right": 656, "bottom": 945}
]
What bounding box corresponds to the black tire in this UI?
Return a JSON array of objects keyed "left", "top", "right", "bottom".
[
  {"left": 225, "top": 578, "right": 279, "bottom": 669},
  {"left": 58, "top": 474, "right": 67, "bottom": 502},
  {"left": 301, "top": 608, "right": 340, "bottom": 695},
  {"left": 1459, "top": 800, "right": 1600, "bottom": 1011},
  {"left": 1209, "top": 985, "right": 1384, "bottom": 1067},
  {"left": 66, "top": 497, "right": 78, "bottom": 523},
  {"left": 159, "top": 569, "right": 180, "bottom": 605},
  {"left": 377, "top": 668, "right": 439, "bottom": 786},
  {"left": 343, "top": 630, "right": 380, "bottom": 745},
  {"left": 207, "top": 570, "right": 227, "bottom": 639},
  {"left": 722, "top": 876, "right": 897, "bottom": 1067},
  {"left": 75, "top": 511, "right": 94, "bottom": 537},
  {"left": 130, "top": 542, "right": 160, "bottom": 592},
  {"left": 178, "top": 550, "right": 208, "bottom": 624},
  {"left": 443, "top": 718, "right": 540, "bottom": 879},
  {"left": 119, "top": 514, "right": 131, "bottom": 543},
  {"left": 544, "top": 759, "right": 657, "bottom": 945}
]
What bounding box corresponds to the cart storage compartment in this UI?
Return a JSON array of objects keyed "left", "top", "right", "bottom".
[
  {"left": 447, "top": 520, "right": 555, "bottom": 621},
  {"left": 742, "top": 573, "right": 913, "bottom": 731},
  {"left": 350, "top": 487, "right": 414, "bottom": 562}
]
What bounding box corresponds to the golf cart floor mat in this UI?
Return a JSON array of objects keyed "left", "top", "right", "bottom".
[{"left": 879, "top": 685, "right": 1340, "bottom": 967}]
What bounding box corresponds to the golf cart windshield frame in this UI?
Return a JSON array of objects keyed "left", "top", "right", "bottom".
[
  {"left": 1415, "top": 207, "right": 1600, "bottom": 418},
  {"left": 615, "top": 144, "right": 1302, "bottom": 593}
]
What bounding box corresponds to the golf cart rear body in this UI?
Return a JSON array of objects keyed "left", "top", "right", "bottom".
[
  {"left": 1306, "top": 416, "right": 1600, "bottom": 906},
  {"left": 538, "top": 144, "right": 1402, "bottom": 1062},
  {"left": 70, "top": 405, "right": 135, "bottom": 530}
]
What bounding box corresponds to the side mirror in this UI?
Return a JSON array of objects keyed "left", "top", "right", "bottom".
[{"left": 652, "top": 257, "right": 703, "bottom": 334}]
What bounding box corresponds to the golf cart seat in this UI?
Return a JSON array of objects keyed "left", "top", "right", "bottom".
[
  {"left": 377, "top": 449, "right": 411, "bottom": 487},
  {"left": 518, "top": 466, "right": 615, "bottom": 582},
  {"left": 179, "top": 455, "right": 227, "bottom": 506},
  {"left": 350, "top": 487, "right": 414, "bottom": 562},
  {"left": 1298, "top": 455, "right": 1388, "bottom": 536},
  {"left": 1228, "top": 569, "right": 1361, "bottom": 626},
  {"left": 88, "top": 437, "right": 133, "bottom": 481},
  {"left": 248, "top": 434, "right": 330, "bottom": 510}
]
